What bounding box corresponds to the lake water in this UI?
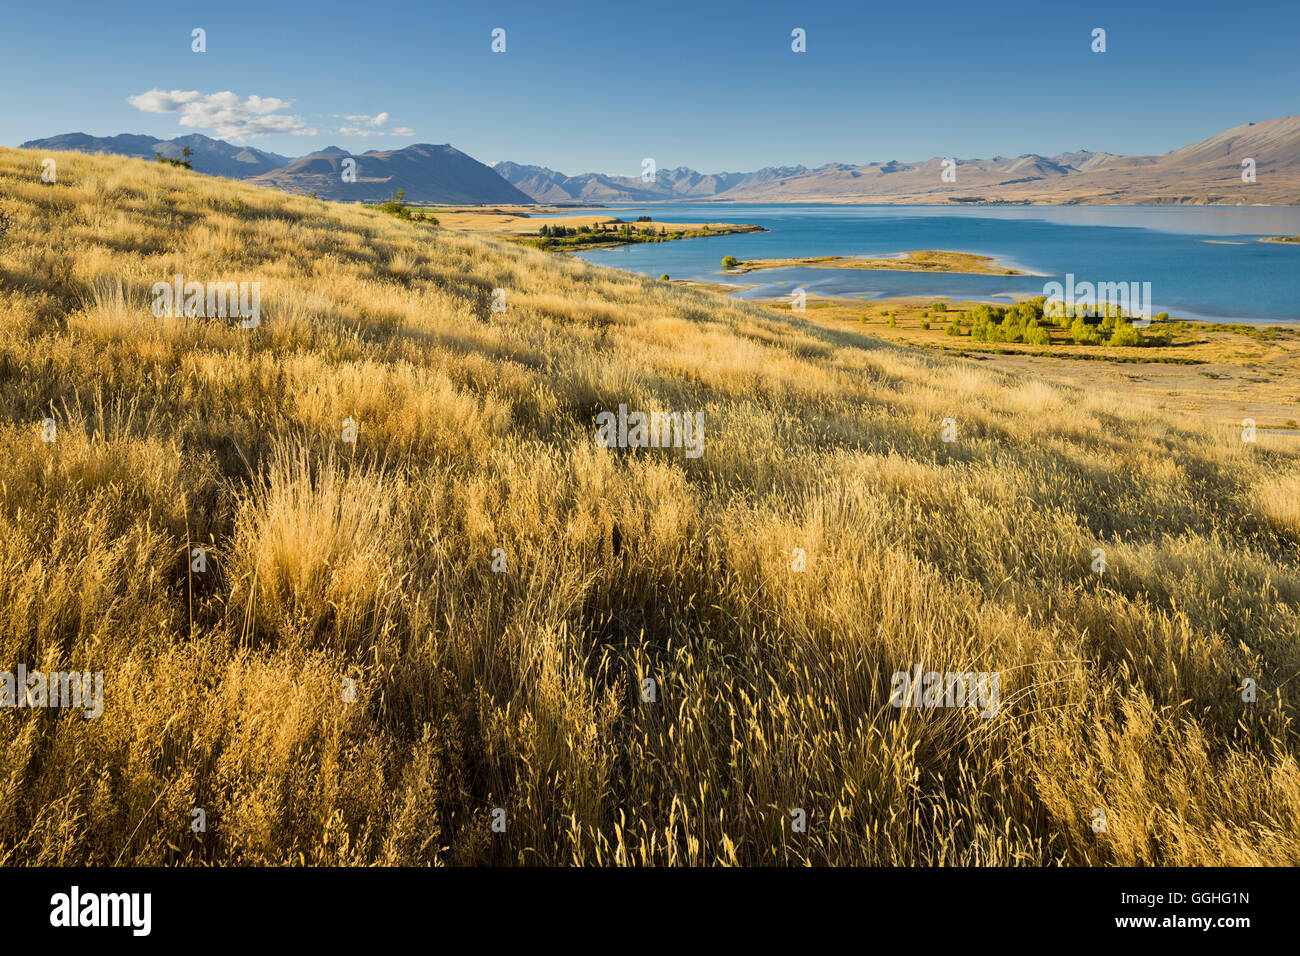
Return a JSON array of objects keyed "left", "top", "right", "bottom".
[{"left": 571, "top": 204, "right": 1300, "bottom": 323}]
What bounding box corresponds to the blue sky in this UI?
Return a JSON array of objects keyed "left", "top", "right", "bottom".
[{"left": 2, "top": 0, "right": 1296, "bottom": 174}]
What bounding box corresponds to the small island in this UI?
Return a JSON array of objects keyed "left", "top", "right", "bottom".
[
  {"left": 1262, "top": 235, "right": 1300, "bottom": 243},
  {"left": 366, "top": 199, "right": 765, "bottom": 250},
  {"left": 724, "top": 249, "right": 1033, "bottom": 276},
  {"left": 525, "top": 216, "right": 765, "bottom": 251}
]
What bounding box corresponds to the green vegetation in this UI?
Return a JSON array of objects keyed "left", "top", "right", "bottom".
[
  {"left": 154, "top": 146, "right": 193, "bottom": 170},
  {"left": 529, "top": 221, "right": 673, "bottom": 250},
  {"left": 951, "top": 298, "right": 1175, "bottom": 348},
  {"left": 721, "top": 255, "right": 739, "bottom": 271},
  {"left": 372, "top": 190, "right": 440, "bottom": 225}
]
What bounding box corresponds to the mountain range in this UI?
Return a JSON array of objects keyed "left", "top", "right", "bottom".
[
  {"left": 493, "top": 115, "right": 1300, "bottom": 206},
  {"left": 19, "top": 131, "right": 290, "bottom": 179},
  {"left": 19, "top": 114, "right": 1300, "bottom": 205},
  {"left": 18, "top": 132, "right": 532, "bottom": 205}
]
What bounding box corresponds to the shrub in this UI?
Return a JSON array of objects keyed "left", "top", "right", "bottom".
[
  {"left": 1071, "top": 318, "right": 1103, "bottom": 345},
  {"left": 721, "top": 255, "right": 739, "bottom": 271},
  {"left": 1108, "top": 322, "right": 1143, "bottom": 347},
  {"left": 154, "top": 145, "right": 194, "bottom": 169}
]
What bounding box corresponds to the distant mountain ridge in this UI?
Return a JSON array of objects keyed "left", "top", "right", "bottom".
[
  {"left": 19, "top": 133, "right": 531, "bottom": 204},
  {"left": 491, "top": 153, "right": 1125, "bottom": 203},
  {"left": 491, "top": 161, "right": 812, "bottom": 203},
  {"left": 20, "top": 114, "right": 1300, "bottom": 206},
  {"left": 495, "top": 115, "right": 1300, "bottom": 205}
]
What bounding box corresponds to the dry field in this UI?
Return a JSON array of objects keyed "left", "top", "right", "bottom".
[
  {"left": 778, "top": 295, "right": 1300, "bottom": 430},
  {"left": 1, "top": 147, "right": 1298, "bottom": 865}
]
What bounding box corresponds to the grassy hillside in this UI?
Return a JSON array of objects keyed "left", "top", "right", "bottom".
[{"left": 1, "top": 147, "right": 1298, "bottom": 866}]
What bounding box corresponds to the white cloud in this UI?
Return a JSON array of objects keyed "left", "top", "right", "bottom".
[
  {"left": 337, "top": 112, "right": 390, "bottom": 127},
  {"left": 127, "top": 89, "right": 317, "bottom": 139},
  {"left": 333, "top": 112, "right": 413, "bottom": 138}
]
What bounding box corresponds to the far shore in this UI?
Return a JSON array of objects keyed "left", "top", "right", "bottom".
[{"left": 426, "top": 206, "right": 764, "bottom": 249}]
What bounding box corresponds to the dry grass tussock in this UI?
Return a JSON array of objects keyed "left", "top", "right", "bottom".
[{"left": 0, "top": 147, "right": 1297, "bottom": 865}]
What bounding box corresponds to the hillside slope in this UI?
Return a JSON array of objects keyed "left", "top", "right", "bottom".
[
  {"left": 0, "top": 147, "right": 1298, "bottom": 865},
  {"left": 19, "top": 131, "right": 291, "bottom": 179}
]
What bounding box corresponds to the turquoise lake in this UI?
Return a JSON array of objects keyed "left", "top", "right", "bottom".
[{"left": 571, "top": 204, "right": 1300, "bottom": 323}]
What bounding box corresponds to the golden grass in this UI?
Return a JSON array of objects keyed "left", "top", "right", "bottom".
[{"left": 0, "top": 146, "right": 1298, "bottom": 865}]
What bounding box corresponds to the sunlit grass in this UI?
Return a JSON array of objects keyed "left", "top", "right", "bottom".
[{"left": 0, "top": 146, "right": 1297, "bottom": 865}]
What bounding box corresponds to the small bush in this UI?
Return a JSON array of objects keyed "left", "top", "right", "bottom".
[
  {"left": 1108, "top": 322, "right": 1143, "bottom": 347},
  {"left": 1071, "top": 318, "right": 1103, "bottom": 345},
  {"left": 1025, "top": 322, "right": 1051, "bottom": 345}
]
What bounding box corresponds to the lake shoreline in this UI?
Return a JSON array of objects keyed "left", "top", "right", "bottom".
[{"left": 574, "top": 202, "right": 1300, "bottom": 324}]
